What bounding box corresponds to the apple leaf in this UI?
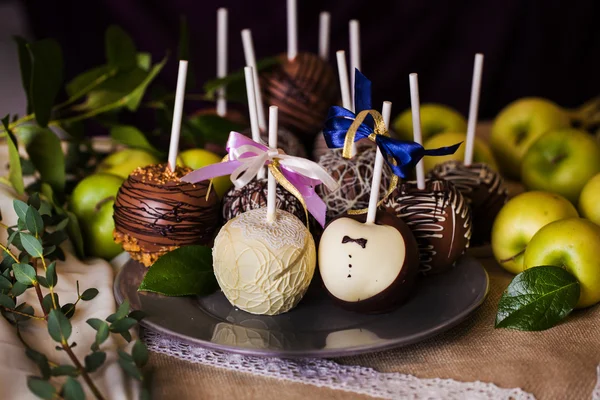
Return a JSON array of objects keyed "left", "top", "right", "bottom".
[
  {"left": 13, "top": 36, "right": 32, "bottom": 113},
  {"left": 110, "top": 125, "right": 163, "bottom": 157},
  {"left": 3, "top": 116, "right": 25, "bottom": 195},
  {"left": 186, "top": 113, "right": 245, "bottom": 146},
  {"left": 27, "top": 38, "right": 64, "bottom": 127},
  {"left": 17, "top": 125, "right": 66, "bottom": 195},
  {"left": 138, "top": 245, "right": 218, "bottom": 296},
  {"left": 105, "top": 25, "right": 137, "bottom": 71},
  {"left": 203, "top": 56, "right": 280, "bottom": 104},
  {"left": 495, "top": 266, "right": 580, "bottom": 331}
]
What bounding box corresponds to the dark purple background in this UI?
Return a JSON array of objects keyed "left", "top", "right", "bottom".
[{"left": 24, "top": 0, "right": 600, "bottom": 120}]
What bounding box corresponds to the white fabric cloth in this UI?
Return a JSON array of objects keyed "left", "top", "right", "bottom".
[{"left": 0, "top": 183, "right": 136, "bottom": 400}]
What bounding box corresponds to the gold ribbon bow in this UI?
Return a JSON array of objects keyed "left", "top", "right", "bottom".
[{"left": 340, "top": 109, "right": 399, "bottom": 215}]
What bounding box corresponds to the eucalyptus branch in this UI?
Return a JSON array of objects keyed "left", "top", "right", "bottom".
[
  {"left": 0, "top": 243, "right": 18, "bottom": 263},
  {"left": 62, "top": 343, "right": 105, "bottom": 400},
  {"left": 1, "top": 306, "right": 45, "bottom": 320},
  {"left": 32, "top": 282, "right": 48, "bottom": 318}
]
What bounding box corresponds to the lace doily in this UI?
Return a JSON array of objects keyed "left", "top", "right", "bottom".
[
  {"left": 142, "top": 330, "right": 537, "bottom": 400},
  {"left": 230, "top": 208, "right": 308, "bottom": 250}
]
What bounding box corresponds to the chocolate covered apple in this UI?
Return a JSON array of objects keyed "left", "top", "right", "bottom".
[
  {"left": 428, "top": 160, "right": 507, "bottom": 245},
  {"left": 113, "top": 163, "right": 220, "bottom": 266},
  {"left": 383, "top": 179, "right": 472, "bottom": 274},
  {"left": 318, "top": 211, "right": 419, "bottom": 313}
]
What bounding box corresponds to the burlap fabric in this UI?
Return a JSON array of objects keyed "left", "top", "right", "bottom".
[{"left": 145, "top": 256, "right": 600, "bottom": 399}]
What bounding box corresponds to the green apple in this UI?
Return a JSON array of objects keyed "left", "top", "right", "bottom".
[
  {"left": 521, "top": 128, "right": 600, "bottom": 204},
  {"left": 70, "top": 173, "right": 123, "bottom": 221},
  {"left": 84, "top": 199, "right": 122, "bottom": 260},
  {"left": 393, "top": 103, "right": 467, "bottom": 142},
  {"left": 524, "top": 217, "right": 600, "bottom": 308},
  {"left": 492, "top": 191, "right": 578, "bottom": 274},
  {"left": 97, "top": 148, "right": 160, "bottom": 179},
  {"left": 579, "top": 173, "right": 600, "bottom": 226},
  {"left": 179, "top": 148, "right": 232, "bottom": 198},
  {"left": 490, "top": 97, "right": 570, "bottom": 180},
  {"left": 70, "top": 173, "right": 124, "bottom": 260},
  {"left": 422, "top": 132, "right": 498, "bottom": 173}
]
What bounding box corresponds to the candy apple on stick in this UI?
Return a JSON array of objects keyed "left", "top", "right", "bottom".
[
  {"left": 241, "top": 29, "right": 305, "bottom": 158},
  {"left": 113, "top": 61, "right": 220, "bottom": 267},
  {"left": 212, "top": 106, "right": 317, "bottom": 315},
  {"left": 384, "top": 74, "right": 472, "bottom": 274},
  {"left": 259, "top": 0, "right": 337, "bottom": 142},
  {"left": 319, "top": 102, "right": 420, "bottom": 313},
  {"left": 428, "top": 53, "right": 507, "bottom": 245}
]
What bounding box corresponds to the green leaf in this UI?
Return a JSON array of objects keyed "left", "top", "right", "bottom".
[
  {"left": 118, "top": 358, "right": 142, "bottom": 380},
  {"left": 26, "top": 349, "right": 51, "bottom": 379},
  {"left": 137, "top": 52, "right": 151, "bottom": 71},
  {"left": 124, "top": 56, "right": 168, "bottom": 111},
  {"left": 105, "top": 25, "right": 137, "bottom": 71},
  {"left": 42, "top": 293, "right": 59, "bottom": 313},
  {"left": 63, "top": 377, "right": 85, "bottom": 400},
  {"left": 0, "top": 293, "right": 16, "bottom": 309},
  {"left": 4, "top": 119, "right": 24, "bottom": 195},
  {"left": 0, "top": 275, "right": 12, "bottom": 290},
  {"left": 95, "top": 321, "right": 110, "bottom": 347},
  {"left": 27, "top": 39, "right": 64, "bottom": 127},
  {"left": 55, "top": 217, "right": 69, "bottom": 231},
  {"left": 47, "top": 309, "right": 72, "bottom": 342},
  {"left": 51, "top": 364, "right": 78, "bottom": 377},
  {"left": 139, "top": 245, "right": 218, "bottom": 296},
  {"left": 110, "top": 317, "right": 137, "bottom": 333},
  {"left": 132, "top": 340, "right": 149, "bottom": 368},
  {"left": 187, "top": 113, "right": 244, "bottom": 146},
  {"left": 10, "top": 282, "right": 28, "bottom": 297},
  {"left": 25, "top": 206, "right": 44, "bottom": 236},
  {"left": 110, "top": 125, "right": 161, "bottom": 156},
  {"left": 128, "top": 310, "right": 146, "bottom": 322},
  {"left": 203, "top": 56, "right": 280, "bottom": 103},
  {"left": 87, "top": 318, "right": 105, "bottom": 331},
  {"left": 13, "top": 199, "right": 29, "bottom": 221},
  {"left": 61, "top": 303, "right": 75, "bottom": 319},
  {"left": 65, "top": 211, "right": 85, "bottom": 259},
  {"left": 45, "top": 262, "right": 57, "bottom": 287},
  {"left": 37, "top": 275, "right": 49, "bottom": 288},
  {"left": 19, "top": 233, "right": 43, "bottom": 258},
  {"left": 66, "top": 64, "right": 117, "bottom": 98},
  {"left": 84, "top": 351, "right": 106, "bottom": 373},
  {"left": 13, "top": 263, "right": 37, "bottom": 285},
  {"left": 107, "top": 299, "right": 130, "bottom": 323},
  {"left": 17, "top": 125, "right": 66, "bottom": 194},
  {"left": 120, "top": 330, "right": 132, "bottom": 343},
  {"left": 80, "top": 288, "right": 99, "bottom": 301},
  {"left": 495, "top": 266, "right": 580, "bottom": 331},
  {"left": 13, "top": 36, "right": 32, "bottom": 113},
  {"left": 14, "top": 303, "right": 35, "bottom": 321},
  {"left": 27, "top": 376, "right": 56, "bottom": 400}
]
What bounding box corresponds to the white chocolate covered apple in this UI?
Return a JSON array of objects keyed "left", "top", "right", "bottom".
[
  {"left": 318, "top": 211, "right": 419, "bottom": 313},
  {"left": 213, "top": 208, "right": 316, "bottom": 315}
]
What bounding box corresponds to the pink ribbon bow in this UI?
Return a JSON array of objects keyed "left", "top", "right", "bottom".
[{"left": 181, "top": 132, "right": 339, "bottom": 227}]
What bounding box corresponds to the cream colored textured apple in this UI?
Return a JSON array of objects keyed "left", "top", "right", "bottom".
[
  {"left": 212, "top": 208, "right": 316, "bottom": 315},
  {"left": 319, "top": 218, "right": 406, "bottom": 302}
]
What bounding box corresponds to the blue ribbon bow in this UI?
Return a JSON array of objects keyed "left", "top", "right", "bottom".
[{"left": 322, "top": 70, "right": 461, "bottom": 178}]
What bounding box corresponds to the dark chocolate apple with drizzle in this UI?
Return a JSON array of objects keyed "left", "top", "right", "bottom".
[
  {"left": 113, "top": 163, "right": 220, "bottom": 266},
  {"left": 318, "top": 210, "right": 419, "bottom": 314},
  {"left": 428, "top": 160, "right": 507, "bottom": 246},
  {"left": 383, "top": 179, "right": 472, "bottom": 274}
]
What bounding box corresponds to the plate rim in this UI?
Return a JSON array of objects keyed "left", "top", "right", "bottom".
[{"left": 115, "top": 257, "right": 489, "bottom": 359}]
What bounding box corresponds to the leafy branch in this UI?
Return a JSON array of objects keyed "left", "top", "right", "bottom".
[{"left": 1, "top": 198, "right": 150, "bottom": 399}]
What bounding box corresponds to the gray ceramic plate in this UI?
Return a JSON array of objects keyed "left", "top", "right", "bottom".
[{"left": 114, "top": 256, "right": 488, "bottom": 358}]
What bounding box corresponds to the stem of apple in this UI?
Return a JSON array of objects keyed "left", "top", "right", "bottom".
[
  {"left": 94, "top": 196, "right": 116, "bottom": 212},
  {"left": 499, "top": 248, "right": 526, "bottom": 264}
]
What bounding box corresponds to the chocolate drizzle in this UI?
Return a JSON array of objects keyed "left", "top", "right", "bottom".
[
  {"left": 113, "top": 164, "right": 220, "bottom": 264},
  {"left": 259, "top": 52, "right": 337, "bottom": 143},
  {"left": 428, "top": 160, "right": 508, "bottom": 245},
  {"left": 383, "top": 180, "right": 471, "bottom": 274}
]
